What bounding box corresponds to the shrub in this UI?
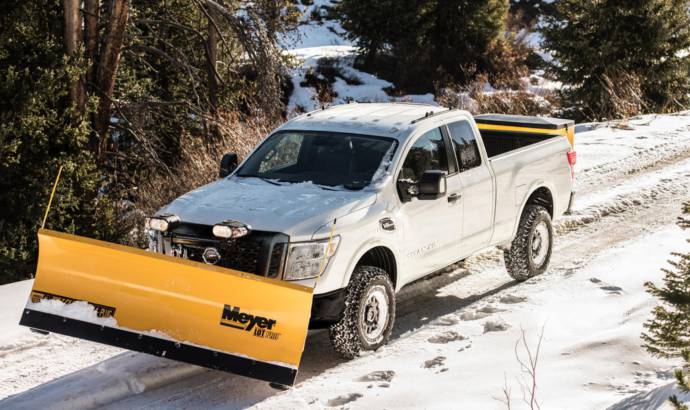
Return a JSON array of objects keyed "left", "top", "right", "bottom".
[
  {"left": 437, "top": 75, "right": 558, "bottom": 116},
  {"left": 643, "top": 201, "right": 690, "bottom": 409}
]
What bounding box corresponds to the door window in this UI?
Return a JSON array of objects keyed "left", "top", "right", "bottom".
[
  {"left": 399, "top": 128, "right": 448, "bottom": 182},
  {"left": 448, "top": 121, "right": 482, "bottom": 172}
]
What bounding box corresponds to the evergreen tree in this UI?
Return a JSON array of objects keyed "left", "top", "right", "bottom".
[
  {"left": 643, "top": 201, "right": 690, "bottom": 409},
  {"left": 338, "top": 0, "right": 518, "bottom": 91},
  {"left": 509, "top": 0, "right": 555, "bottom": 27},
  {"left": 0, "top": 0, "right": 118, "bottom": 282},
  {"left": 541, "top": 0, "right": 690, "bottom": 120},
  {"left": 429, "top": 0, "right": 508, "bottom": 85}
]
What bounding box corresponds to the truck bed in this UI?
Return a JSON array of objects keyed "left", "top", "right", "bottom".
[
  {"left": 473, "top": 114, "right": 575, "bottom": 246},
  {"left": 474, "top": 114, "right": 574, "bottom": 157}
]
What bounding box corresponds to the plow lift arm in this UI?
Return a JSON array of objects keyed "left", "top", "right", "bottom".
[{"left": 20, "top": 229, "right": 313, "bottom": 386}]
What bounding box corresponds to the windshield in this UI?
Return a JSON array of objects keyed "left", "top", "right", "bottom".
[{"left": 236, "top": 131, "right": 397, "bottom": 190}]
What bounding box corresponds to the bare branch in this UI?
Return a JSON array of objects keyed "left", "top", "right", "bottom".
[{"left": 513, "top": 325, "right": 545, "bottom": 410}]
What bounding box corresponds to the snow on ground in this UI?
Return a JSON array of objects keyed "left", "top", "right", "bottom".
[
  {"left": 279, "top": 0, "right": 561, "bottom": 116},
  {"left": 255, "top": 224, "right": 688, "bottom": 410},
  {"left": 575, "top": 114, "right": 690, "bottom": 172},
  {"left": 281, "top": 0, "right": 435, "bottom": 115},
  {"left": 0, "top": 281, "right": 122, "bottom": 399},
  {"left": 285, "top": 46, "right": 436, "bottom": 114},
  {"left": 279, "top": 0, "right": 350, "bottom": 50},
  {"left": 1, "top": 113, "right": 690, "bottom": 409}
]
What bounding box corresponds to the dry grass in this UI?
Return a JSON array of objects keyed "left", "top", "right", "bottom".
[
  {"left": 127, "top": 112, "right": 276, "bottom": 245},
  {"left": 599, "top": 71, "right": 647, "bottom": 121},
  {"left": 438, "top": 75, "right": 559, "bottom": 117}
]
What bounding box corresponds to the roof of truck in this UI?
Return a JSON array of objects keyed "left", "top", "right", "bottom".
[
  {"left": 281, "top": 103, "right": 452, "bottom": 138},
  {"left": 281, "top": 104, "right": 575, "bottom": 140}
]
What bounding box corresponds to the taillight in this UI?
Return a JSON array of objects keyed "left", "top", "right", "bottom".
[{"left": 567, "top": 150, "right": 577, "bottom": 177}]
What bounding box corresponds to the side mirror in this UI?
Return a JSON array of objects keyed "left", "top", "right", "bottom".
[
  {"left": 417, "top": 170, "right": 447, "bottom": 200},
  {"left": 219, "top": 153, "right": 238, "bottom": 178}
]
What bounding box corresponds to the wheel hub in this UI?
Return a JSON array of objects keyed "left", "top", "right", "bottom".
[
  {"left": 361, "top": 285, "right": 389, "bottom": 344},
  {"left": 364, "top": 298, "right": 380, "bottom": 331},
  {"left": 530, "top": 221, "right": 550, "bottom": 267}
]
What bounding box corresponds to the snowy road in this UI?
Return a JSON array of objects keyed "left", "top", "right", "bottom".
[{"left": 2, "top": 114, "right": 690, "bottom": 409}]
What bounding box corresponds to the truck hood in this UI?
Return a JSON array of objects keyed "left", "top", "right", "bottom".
[{"left": 159, "top": 177, "right": 377, "bottom": 239}]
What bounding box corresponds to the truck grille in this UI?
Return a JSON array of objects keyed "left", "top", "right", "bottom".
[{"left": 167, "top": 223, "right": 288, "bottom": 278}]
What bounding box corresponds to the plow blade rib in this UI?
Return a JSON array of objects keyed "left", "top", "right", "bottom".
[{"left": 20, "top": 229, "right": 314, "bottom": 386}]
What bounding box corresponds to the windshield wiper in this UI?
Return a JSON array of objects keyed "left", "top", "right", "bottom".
[
  {"left": 257, "top": 177, "right": 282, "bottom": 186},
  {"left": 342, "top": 183, "right": 365, "bottom": 191},
  {"left": 312, "top": 183, "right": 339, "bottom": 191},
  {"left": 238, "top": 174, "right": 282, "bottom": 186}
]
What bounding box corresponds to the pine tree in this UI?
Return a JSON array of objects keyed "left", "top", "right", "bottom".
[
  {"left": 0, "top": 0, "right": 118, "bottom": 283},
  {"left": 509, "top": 0, "right": 555, "bottom": 27},
  {"left": 541, "top": 0, "right": 690, "bottom": 120},
  {"left": 643, "top": 201, "right": 690, "bottom": 409},
  {"left": 429, "top": 0, "right": 509, "bottom": 85},
  {"left": 337, "top": 0, "right": 517, "bottom": 91}
]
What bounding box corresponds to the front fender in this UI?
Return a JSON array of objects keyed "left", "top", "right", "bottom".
[{"left": 339, "top": 237, "right": 401, "bottom": 291}]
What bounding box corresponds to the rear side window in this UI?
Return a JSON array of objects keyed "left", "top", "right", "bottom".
[
  {"left": 448, "top": 121, "right": 482, "bottom": 172},
  {"left": 399, "top": 128, "right": 448, "bottom": 182}
]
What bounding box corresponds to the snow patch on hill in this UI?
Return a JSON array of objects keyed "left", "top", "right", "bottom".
[
  {"left": 280, "top": 0, "right": 436, "bottom": 115},
  {"left": 286, "top": 46, "right": 436, "bottom": 114}
]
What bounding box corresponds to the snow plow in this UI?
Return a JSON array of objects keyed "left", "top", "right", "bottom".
[{"left": 20, "top": 229, "right": 313, "bottom": 386}]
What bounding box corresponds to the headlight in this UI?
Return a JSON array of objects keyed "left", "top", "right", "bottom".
[
  {"left": 284, "top": 236, "right": 340, "bottom": 281},
  {"left": 145, "top": 214, "right": 180, "bottom": 232},
  {"left": 213, "top": 220, "right": 251, "bottom": 239}
]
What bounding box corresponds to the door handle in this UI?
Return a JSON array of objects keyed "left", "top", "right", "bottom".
[{"left": 448, "top": 193, "right": 460, "bottom": 203}]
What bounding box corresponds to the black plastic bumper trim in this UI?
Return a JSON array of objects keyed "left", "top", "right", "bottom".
[
  {"left": 19, "top": 309, "right": 297, "bottom": 386},
  {"left": 309, "top": 288, "right": 347, "bottom": 328}
]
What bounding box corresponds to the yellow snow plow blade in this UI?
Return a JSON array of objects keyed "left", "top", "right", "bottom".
[{"left": 20, "top": 229, "right": 313, "bottom": 386}]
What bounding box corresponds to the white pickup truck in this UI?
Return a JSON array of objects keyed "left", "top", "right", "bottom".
[{"left": 148, "top": 103, "right": 576, "bottom": 357}]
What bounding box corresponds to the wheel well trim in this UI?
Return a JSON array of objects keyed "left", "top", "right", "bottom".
[
  {"left": 511, "top": 182, "right": 556, "bottom": 239},
  {"left": 341, "top": 240, "right": 399, "bottom": 291}
]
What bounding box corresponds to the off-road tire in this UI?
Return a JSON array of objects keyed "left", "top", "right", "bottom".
[
  {"left": 503, "top": 205, "right": 553, "bottom": 281},
  {"left": 329, "top": 266, "right": 395, "bottom": 359}
]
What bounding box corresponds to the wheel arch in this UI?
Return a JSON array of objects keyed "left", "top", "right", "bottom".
[
  {"left": 342, "top": 242, "right": 398, "bottom": 290},
  {"left": 511, "top": 183, "right": 556, "bottom": 239}
]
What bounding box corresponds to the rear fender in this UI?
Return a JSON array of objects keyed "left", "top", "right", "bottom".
[{"left": 511, "top": 181, "right": 557, "bottom": 239}]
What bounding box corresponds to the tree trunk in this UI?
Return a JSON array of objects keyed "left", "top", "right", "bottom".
[
  {"left": 95, "top": 0, "right": 129, "bottom": 162},
  {"left": 207, "top": 9, "right": 219, "bottom": 115},
  {"left": 63, "top": 0, "right": 86, "bottom": 112},
  {"left": 206, "top": 6, "right": 221, "bottom": 140},
  {"left": 84, "top": 0, "right": 100, "bottom": 86}
]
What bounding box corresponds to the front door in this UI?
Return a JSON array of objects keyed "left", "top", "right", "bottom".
[
  {"left": 397, "top": 127, "right": 463, "bottom": 280},
  {"left": 446, "top": 120, "right": 495, "bottom": 256}
]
